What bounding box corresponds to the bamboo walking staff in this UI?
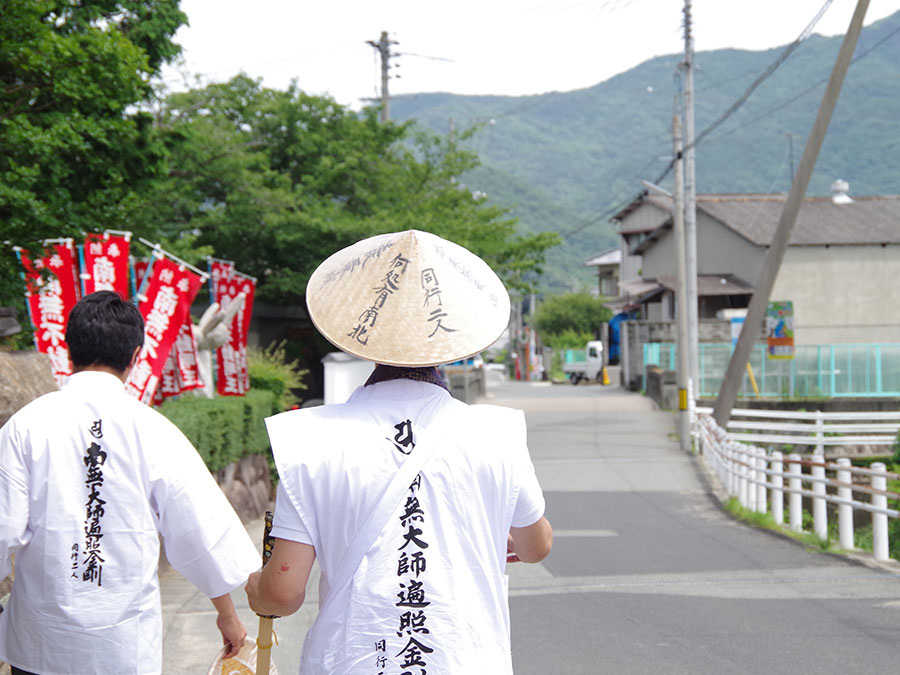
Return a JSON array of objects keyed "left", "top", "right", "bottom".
[{"left": 256, "top": 510, "right": 277, "bottom": 675}]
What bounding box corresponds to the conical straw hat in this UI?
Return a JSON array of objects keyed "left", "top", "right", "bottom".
[{"left": 306, "top": 230, "right": 511, "bottom": 367}]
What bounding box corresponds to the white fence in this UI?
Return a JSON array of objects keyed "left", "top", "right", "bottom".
[{"left": 694, "top": 407, "right": 900, "bottom": 561}]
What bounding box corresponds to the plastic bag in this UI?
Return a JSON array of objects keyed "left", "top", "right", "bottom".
[{"left": 207, "top": 640, "right": 277, "bottom": 675}]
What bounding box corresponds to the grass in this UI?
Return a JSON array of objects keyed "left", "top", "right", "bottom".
[
  {"left": 724, "top": 497, "right": 840, "bottom": 554},
  {"left": 724, "top": 496, "right": 900, "bottom": 561}
]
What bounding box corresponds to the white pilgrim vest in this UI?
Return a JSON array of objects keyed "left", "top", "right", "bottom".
[
  {"left": 266, "top": 379, "right": 545, "bottom": 675},
  {"left": 0, "top": 371, "right": 259, "bottom": 675}
]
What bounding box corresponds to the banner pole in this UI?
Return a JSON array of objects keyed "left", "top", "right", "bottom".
[{"left": 136, "top": 238, "right": 209, "bottom": 279}]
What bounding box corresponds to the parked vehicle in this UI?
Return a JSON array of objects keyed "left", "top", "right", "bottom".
[{"left": 563, "top": 341, "right": 606, "bottom": 385}]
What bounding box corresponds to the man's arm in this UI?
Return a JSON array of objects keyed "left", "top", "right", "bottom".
[
  {"left": 210, "top": 593, "right": 246, "bottom": 659},
  {"left": 245, "top": 538, "right": 316, "bottom": 617},
  {"left": 509, "top": 516, "right": 553, "bottom": 563},
  {"left": 0, "top": 422, "right": 29, "bottom": 580}
]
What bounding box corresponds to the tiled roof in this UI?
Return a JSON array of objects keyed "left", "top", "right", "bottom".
[
  {"left": 584, "top": 247, "right": 621, "bottom": 267},
  {"left": 698, "top": 194, "right": 900, "bottom": 246},
  {"left": 614, "top": 193, "right": 900, "bottom": 246}
]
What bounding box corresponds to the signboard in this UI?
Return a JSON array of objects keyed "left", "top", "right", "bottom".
[{"left": 766, "top": 301, "right": 794, "bottom": 360}]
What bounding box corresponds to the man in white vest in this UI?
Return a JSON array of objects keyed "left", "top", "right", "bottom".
[
  {"left": 0, "top": 290, "right": 260, "bottom": 674},
  {"left": 246, "top": 230, "right": 552, "bottom": 674}
]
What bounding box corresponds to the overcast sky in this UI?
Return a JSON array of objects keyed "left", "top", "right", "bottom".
[{"left": 160, "top": 0, "right": 900, "bottom": 107}]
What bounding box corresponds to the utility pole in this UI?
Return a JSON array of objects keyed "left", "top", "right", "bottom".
[
  {"left": 366, "top": 31, "right": 396, "bottom": 122},
  {"left": 672, "top": 117, "right": 692, "bottom": 451},
  {"left": 713, "top": 0, "right": 870, "bottom": 427},
  {"left": 682, "top": 0, "right": 700, "bottom": 394}
]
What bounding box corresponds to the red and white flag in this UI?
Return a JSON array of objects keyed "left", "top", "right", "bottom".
[
  {"left": 81, "top": 232, "right": 131, "bottom": 298},
  {"left": 125, "top": 255, "right": 205, "bottom": 403},
  {"left": 157, "top": 318, "right": 204, "bottom": 400},
  {"left": 16, "top": 241, "right": 81, "bottom": 386},
  {"left": 210, "top": 261, "right": 255, "bottom": 396},
  {"left": 235, "top": 274, "right": 255, "bottom": 391},
  {"left": 132, "top": 258, "right": 150, "bottom": 297}
]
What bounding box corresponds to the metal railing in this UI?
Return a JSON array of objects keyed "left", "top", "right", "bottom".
[
  {"left": 694, "top": 407, "right": 900, "bottom": 561},
  {"left": 645, "top": 342, "right": 900, "bottom": 398}
]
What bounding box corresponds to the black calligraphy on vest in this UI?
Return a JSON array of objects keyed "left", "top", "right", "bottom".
[{"left": 80, "top": 420, "right": 107, "bottom": 586}]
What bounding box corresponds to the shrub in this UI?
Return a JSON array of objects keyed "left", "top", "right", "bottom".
[
  {"left": 159, "top": 389, "right": 278, "bottom": 473},
  {"left": 248, "top": 340, "right": 308, "bottom": 412}
]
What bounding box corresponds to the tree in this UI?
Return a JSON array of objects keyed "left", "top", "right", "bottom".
[
  {"left": 0, "top": 0, "right": 187, "bottom": 320},
  {"left": 135, "top": 76, "right": 560, "bottom": 303},
  {"left": 533, "top": 292, "right": 612, "bottom": 345}
]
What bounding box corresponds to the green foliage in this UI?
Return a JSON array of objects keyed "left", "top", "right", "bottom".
[
  {"left": 534, "top": 292, "right": 612, "bottom": 341},
  {"left": 0, "top": 0, "right": 187, "bottom": 322},
  {"left": 724, "top": 497, "right": 832, "bottom": 552},
  {"left": 158, "top": 388, "right": 277, "bottom": 474},
  {"left": 542, "top": 328, "right": 595, "bottom": 350},
  {"left": 389, "top": 11, "right": 900, "bottom": 291},
  {"left": 892, "top": 429, "right": 900, "bottom": 465},
  {"left": 130, "top": 76, "right": 559, "bottom": 302},
  {"left": 248, "top": 340, "right": 308, "bottom": 412}
]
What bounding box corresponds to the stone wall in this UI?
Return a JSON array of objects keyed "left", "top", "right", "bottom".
[
  {"left": 216, "top": 454, "right": 274, "bottom": 523},
  {"left": 0, "top": 351, "right": 57, "bottom": 426}
]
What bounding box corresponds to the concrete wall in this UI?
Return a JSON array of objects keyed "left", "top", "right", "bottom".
[
  {"left": 640, "top": 213, "right": 764, "bottom": 284},
  {"left": 618, "top": 202, "right": 669, "bottom": 282},
  {"left": 696, "top": 212, "right": 765, "bottom": 281},
  {"left": 772, "top": 244, "right": 900, "bottom": 344}
]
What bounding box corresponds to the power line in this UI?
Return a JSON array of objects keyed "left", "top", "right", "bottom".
[
  {"left": 649, "top": 0, "right": 835, "bottom": 187},
  {"left": 701, "top": 22, "right": 900, "bottom": 145},
  {"left": 554, "top": 1, "right": 843, "bottom": 245}
]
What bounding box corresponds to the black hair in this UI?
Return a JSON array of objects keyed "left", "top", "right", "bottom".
[{"left": 66, "top": 291, "right": 145, "bottom": 373}]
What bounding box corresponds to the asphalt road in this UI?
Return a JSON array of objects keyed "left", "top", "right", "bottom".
[
  {"left": 494, "top": 380, "right": 900, "bottom": 675},
  {"left": 161, "top": 377, "right": 900, "bottom": 674}
]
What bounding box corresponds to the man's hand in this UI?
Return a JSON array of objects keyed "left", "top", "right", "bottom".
[
  {"left": 211, "top": 593, "right": 247, "bottom": 659},
  {"left": 244, "top": 569, "right": 275, "bottom": 617},
  {"left": 506, "top": 533, "right": 521, "bottom": 563}
]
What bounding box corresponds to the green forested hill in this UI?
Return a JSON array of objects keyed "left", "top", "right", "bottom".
[{"left": 390, "top": 11, "right": 900, "bottom": 292}]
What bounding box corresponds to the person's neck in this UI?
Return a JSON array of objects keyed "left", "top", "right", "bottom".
[
  {"left": 72, "top": 365, "right": 129, "bottom": 383},
  {"left": 364, "top": 364, "right": 449, "bottom": 391}
]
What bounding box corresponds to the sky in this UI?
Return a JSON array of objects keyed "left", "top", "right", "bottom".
[{"left": 160, "top": 0, "right": 900, "bottom": 108}]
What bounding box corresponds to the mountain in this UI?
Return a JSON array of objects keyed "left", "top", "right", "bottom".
[{"left": 390, "top": 11, "right": 900, "bottom": 292}]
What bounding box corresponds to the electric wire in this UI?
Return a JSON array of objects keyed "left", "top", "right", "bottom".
[{"left": 557, "top": 0, "right": 846, "bottom": 242}]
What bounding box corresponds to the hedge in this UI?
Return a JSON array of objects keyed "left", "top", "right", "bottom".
[{"left": 159, "top": 388, "right": 279, "bottom": 473}]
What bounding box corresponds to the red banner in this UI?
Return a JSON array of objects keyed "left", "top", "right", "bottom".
[
  {"left": 211, "top": 264, "right": 255, "bottom": 396},
  {"left": 132, "top": 258, "right": 149, "bottom": 296},
  {"left": 236, "top": 274, "right": 255, "bottom": 391},
  {"left": 81, "top": 232, "right": 131, "bottom": 298},
  {"left": 125, "top": 256, "right": 204, "bottom": 403},
  {"left": 157, "top": 318, "right": 204, "bottom": 400},
  {"left": 16, "top": 242, "right": 80, "bottom": 386}
]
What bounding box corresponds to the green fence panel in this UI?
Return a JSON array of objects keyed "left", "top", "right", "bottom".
[{"left": 642, "top": 342, "right": 900, "bottom": 399}]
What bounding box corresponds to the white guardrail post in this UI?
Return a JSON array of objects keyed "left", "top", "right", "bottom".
[
  {"left": 836, "top": 457, "right": 853, "bottom": 551},
  {"left": 738, "top": 444, "right": 749, "bottom": 508},
  {"left": 789, "top": 453, "right": 803, "bottom": 533},
  {"left": 756, "top": 449, "right": 767, "bottom": 514},
  {"left": 871, "top": 462, "right": 889, "bottom": 561},
  {"left": 815, "top": 410, "right": 824, "bottom": 455},
  {"left": 697, "top": 407, "right": 900, "bottom": 562},
  {"left": 747, "top": 447, "right": 757, "bottom": 512},
  {"left": 771, "top": 451, "right": 784, "bottom": 525},
  {"left": 812, "top": 452, "right": 828, "bottom": 541}
]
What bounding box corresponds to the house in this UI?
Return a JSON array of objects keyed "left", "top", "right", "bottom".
[
  {"left": 610, "top": 181, "right": 900, "bottom": 344},
  {"left": 583, "top": 247, "right": 620, "bottom": 298}
]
